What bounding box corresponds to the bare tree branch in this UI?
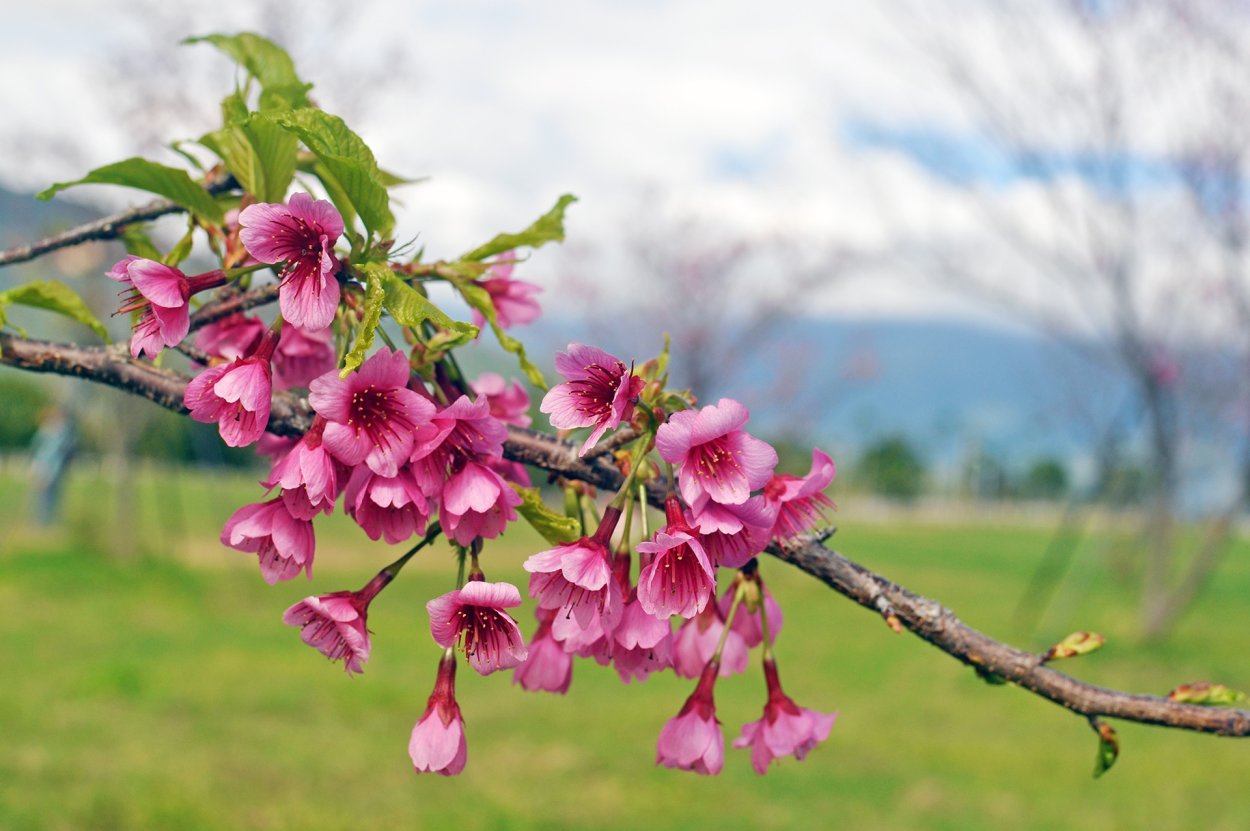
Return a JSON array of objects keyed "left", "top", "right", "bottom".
[{"left": 2, "top": 331, "right": 1246, "bottom": 738}]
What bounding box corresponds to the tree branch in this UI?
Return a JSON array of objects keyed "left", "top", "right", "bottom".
[
  {"left": 1, "top": 331, "right": 1246, "bottom": 737},
  {"left": 0, "top": 173, "right": 237, "bottom": 269}
]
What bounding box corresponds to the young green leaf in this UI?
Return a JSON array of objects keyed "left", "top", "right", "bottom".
[
  {"left": 455, "top": 278, "right": 548, "bottom": 388},
  {"left": 373, "top": 266, "right": 478, "bottom": 348},
  {"left": 275, "top": 109, "right": 394, "bottom": 237},
  {"left": 341, "top": 271, "right": 386, "bottom": 376},
  {"left": 1091, "top": 719, "right": 1119, "bottom": 778},
  {"left": 460, "top": 194, "right": 578, "bottom": 261},
  {"left": 202, "top": 93, "right": 299, "bottom": 203},
  {"left": 119, "top": 226, "right": 162, "bottom": 261},
  {"left": 38, "top": 158, "right": 225, "bottom": 225},
  {"left": 1167, "top": 682, "right": 1248, "bottom": 706},
  {"left": 0, "top": 281, "right": 109, "bottom": 341},
  {"left": 184, "top": 33, "right": 311, "bottom": 106},
  {"left": 512, "top": 484, "right": 582, "bottom": 545},
  {"left": 1043, "top": 631, "right": 1105, "bottom": 663}
]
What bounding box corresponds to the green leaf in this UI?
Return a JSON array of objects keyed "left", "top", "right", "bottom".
[
  {"left": 512, "top": 485, "right": 582, "bottom": 544},
  {"left": 461, "top": 194, "right": 578, "bottom": 261},
  {"left": 119, "top": 226, "right": 162, "bottom": 261},
  {"left": 1043, "top": 631, "right": 1105, "bottom": 662},
  {"left": 1092, "top": 721, "right": 1119, "bottom": 778},
  {"left": 455, "top": 279, "right": 548, "bottom": 388},
  {"left": 1167, "top": 682, "right": 1248, "bottom": 706},
  {"left": 184, "top": 33, "right": 311, "bottom": 107},
  {"left": 204, "top": 97, "right": 299, "bottom": 203},
  {"left": 275, "top": 109, "right": 393, "bottom": 237},
  {"left": 164, "top": 228, "right": 196, "bottom": 267},
  {"left": 38, "top": 158, "right": 225, "bottom": 225},
  {"left": 341, "top": 271, "right": 386, "bottom": 376},
  {"left": 373, "top": 265, "right": 478, "bottom": 347},
  {"left": 0, "top": 281, "right": 109, "bottom": 341}
]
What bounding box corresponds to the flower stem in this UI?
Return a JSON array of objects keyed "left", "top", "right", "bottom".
[{"left": 712, "top": 581, "right": 747, "bottom": 663}]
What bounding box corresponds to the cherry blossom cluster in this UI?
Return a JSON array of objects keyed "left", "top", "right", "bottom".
[{"left": 105, "top": 188, "right": 838, "bottom": 778}]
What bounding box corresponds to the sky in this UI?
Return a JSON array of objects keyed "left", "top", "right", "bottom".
[{"left": 2, "top": 0, "right": 1246, "bottom": 337}]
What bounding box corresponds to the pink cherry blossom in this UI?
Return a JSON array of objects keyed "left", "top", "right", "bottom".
[
  {"left": 612, "top": 591, "right": 674, "bottom": 683},
  {"left": 184, "top": 329, "right": 279, "bottom": 447},
  {"left": 194, "top": 313, "right": 265, "bottom": 361},
  {"left": 719, "top": 581, "right": 783, "bottom": 649},
  {"left": 636, "top": 499, "right": 716, "bottom": 620},
  {"left": 470, "top": 372, "right": 532, "bottom": 427},
  {"left": 686, "top": 496, "right": 776, "bottom": 569},
  {"left": 524, "top": 525, "right": 624, "bottom": 634},
  {"left": 427, "top": 579, "right": 528, "bottom": 675},
  {"left": 409, "top": 394, "right": 509, "bottom": 496},
  {"left": 733, "top": 658, "right": 836, "bottom": 774},
  {"left": 273, "top": 324, "right": 337, "bottom": 390},
  {"left": 308, "top": 348, "right": 435, "bottom": 477},
  {"left": 282, "top": 570, "right": 393, "bottom": 675},
  {"left": 263, "top": 416, "right": 341, "bottom": 519},
  {"left": 221, "top": 497, "right": 315, "bottom": 584},
  {"left": 672, "top": 602, "right": 749, "bottom": 678},
  {"left": 438, "top": 461, "right": 522, "bottom": 546},
  {"left": 513, "top": 609, "right": 573, "bottom": 694},
  {"left": 409, "top": 652, "right": 467, "bottom": 776},
  {"left": 540, "top": 343, "right": 644, "bottom": 455},
  {"left": 108, "top": 257, "right": 226, "bottom": 358},
  {"left": 238, "top": 193, "right": 344, "bottom": 330},
  {"left": 656, "top": 398, "right": 778, "bottom": 510},
  {"left": 470, "top": 252, "right": 542, "bottom": 329},
  {"left": 343, "top": 465, "right": 431, "bottom": 543},
  {"left": 656, "top": 660, "right": 724, "bottom": 775},
  {"left": 763, "top": 448, "right": 836, "bottom": 541}
]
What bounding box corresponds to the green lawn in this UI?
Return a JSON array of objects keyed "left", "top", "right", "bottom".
[{"left": 1, "top": 465, "right": 1247, "bottom": 830}]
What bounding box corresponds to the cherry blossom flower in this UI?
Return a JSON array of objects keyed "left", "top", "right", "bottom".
[
  {"left": 687, "top": 496, "right": 776, "bottom": 569},
  {"left": 470, "top": 371, "right": 532, "bottom": 427},
  {"left": 282, "top": 570, "right": 394, "bottom": 675},
  {"left": 719, "top": 581, "right": 784, "bottom": 649},
  {"left": 220, "top": 497, "right": 315, "bottom": 584},
  {"left": 409, "top": 394, "right": 509, "bottom": 497},
  {"left": 656, "top": 660, "right": 724, "bottom": 775},
  {"left": 438, "top": 461, "right": 522, "bottom": 545},
  {"left": 513, "top": 609, "right": 573, "bottom": 694},
  {"left": 763, "top": 448, "right": 836, "bottom": 541},
  {"left": 263, "top": 416, "right": 341, "bottom": 519},
  {"left": 238, "top": 193, "right": 344, "bottom": 330},
  {"left": 273, "top": 324, "right": 337, "bottom": 390},
  {"left": 409, "top": 651, "right": 467, "bottom": 776},
  {"left": 427, "top": 580, "right": 528, "bottom": 675},
  {"left": 656, "top": 398, "right": 778, "bottom": 511},
  {"left": 343, "top": 466, "right": 431, "bottom": 543},
  {"left": 107, "top": 256, "right": 226, "bottom": 358},
  {"left": 184, "top": 329, "right": 279, "bottom": 447},
  {"left": 540, "top": 343, "right": 643, "bottom": 455},
  {"left": 672, "top": 602, "right": 749, "bottom": 678},
  {"left": 612, "top": 591, "right": 674, "bottom": 683},
  {"left": 469, "top": 252, "right": 542, "bottom": 330},
  {"left": 308, "top": 348, "right": 435, "bottom": 477},
  {"left": 636, "top": 498, "right": 716, "bottom": 620},
  {"left": 524, "top": 525, "right": 625, "bottom": 635},
  {"left": 733, "top": 658, "right": 836, "bottom": 774},
  {"left": 194, "top": 313, "right": 265, "bottom": 361}
]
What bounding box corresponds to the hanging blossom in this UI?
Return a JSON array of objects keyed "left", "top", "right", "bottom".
[
  {"left": 107, "top": 256, "right": 226, "bottom": 359},
  {"left": 427, "top": 579, "right": 528, "bottom": 676},
  {"left": 283, "top": 568, "right": 396, "bottom": 675},
  {"left": 523, "top": 506, "right": 625, "bottom": 634},
  {"left": 513, "top": 608, "right": 573, "bottom": 694},
  {"left": 470, "top": 251, "right": 542, "bottom": 330},
  {"left": 540, "top": 343, "right": 644, "bottom": 455},
  {"left": 239, "top": 192, "right": 344, "bottom": 331},
  {"left": 263, "top": 415, "right": 342, "bottom": 519},
  {"left": 184, "top": 328, "right": 279, "bottom": 448},
  {"left": 686, "top": 496, "right": 775, "bottom": 570},
  {"left": 673, "top": 602, "right": 749, "bottom": 679},
  {"left": 220, "top": 497, "right": 315, "bottom": 585},
  {"left": 343, "top": 466, "right": 431, "bottom": 544},
  {"left": 656, "top": 398, "right": 778, "bottom": 511},
  {"left": 195, "top": 313, "right": 265, "bottom": 362},
  {"left": 636, "top": 497, "right": 716, "bottom": 620},
  {"left": 720, "top": 579, "right": 784, "bottom": 650},
  {"left": 308, "top": 348, "right": 436, "bottom": 478},
  {"left": 612, "top": 589, "right": 674, "bottom": 683},
  {"left": 763, "top": 448, "right": 836, "bottom": 541},
  {"left": 409, "top": 394, "right": 508, "bottom": 495},
  {"left": 439, "top": 461, "right": 522, "bottom": 546},
  {"left": 470, "top": 372, "right": 532, "bottom": 427},
  {"left": 733, "top": 657, "right": 836, "bottom": 775},
  {"left": 273, "top": 324, "right": 337, "bottom": 391},
  {"left": 656, "top": 660, "right": 724, "bottom": 775},
  {"left": 409, "top": 651, "right": 467, "bottom": 776}
]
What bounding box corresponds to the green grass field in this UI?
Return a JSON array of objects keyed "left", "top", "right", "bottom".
[{"left": 1, "top": 464, "right": 1247, "bottom": 830}]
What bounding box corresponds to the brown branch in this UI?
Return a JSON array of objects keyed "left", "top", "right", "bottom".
[
  {"left": 188, "top": 283, "right": 281, "bottom": 331},
  {"left": 1, "top": 331, "right": 1247, "bottom": 738},
  {"left": 0, "top": 172, "right": 238, "bottom": 269}
]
